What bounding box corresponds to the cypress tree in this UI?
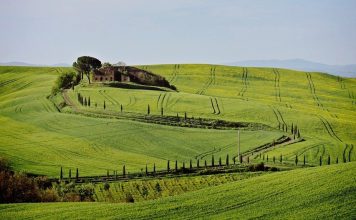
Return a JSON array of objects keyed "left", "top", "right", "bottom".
[
  {"left": 183, "top": 161, "right": 185, "bottom": 169},
  {"left": 190, "top": 159, "right": 192, "bottom": 170},
  {"left": 226, "top": 154, "right": 229, "bottom": 166},
  {"left": 295, "top": 155, "right": 298, "bottom": 166},
  {"left": 175, "top": 160, "right": 178, "bottom": 172},
  {"left": 145, "top": 164, "right": 148, "bottom": 175},
  {"left": 104, "top": 101, "right": 106, "bottom": 110},
  {"left": 297, "top": 129, "right": 301, "bottom": 139},
  {"left": 76, "top": 168, "right": 79, "bottom": 180},
  {"left": 349, "top": 145, "right": 353, "bottom": 162},
  {"left": 69, "top": 169, "right": 71, "bottom": 180},
  {"left": 212, "top": 155, "right": 215, "bottom": 167},
  {"left": 153, "top": 163, "right": 156, "bottom": 174},
  {"left": 247, "top": 156, "right": 250, "bottom": 164},
  {"left": 147, "top": 104, "right": 150, "bottom": 115},
  {"left": 327, "top": 155, "right": 330, "bottom": 165},
  {"left": 219, "top": 157, "right": 222, "bottom": 166},
  {"left": 60, "top": 167, "right": 63, "bottom": 180},
  {"left": 197, "top": 159, "right": 200, "bottom": 168},
  {"left": 204, "top": 160, "right": 207, "bottom": 168},
  {"left": 123, "top": 165, "right": 126, "bottom": 177},
  {"left": 291, "top": 123, "right": 294, "bottom": 134},
  {"left": 320, "top": 156, "right": 322, "bottom": 166},
  {"left": 239, "top": 155, "right": 242, "bottom": 164},
  {"left": 88, "top": 97, "right": 91, "bottom": 107},
  {"left": 273, "top": 156, "right": 275, "bottom": 164},
  {"left": 184, "top": 112, "right": 187, "bottom": 120},
  {"left": 120, "top": 104, "right": 123, "bottom": 113},
  {"left": 233, "top": 156, "right": 236, "bottom": 164},
  {"left": 263, "top": 154, "right": 265, "bottom": 161},
  {"left": 303, "top": 155, "right": 306, "bottom": 166},
  {"left": 267, "top": 155, "right": 269, "bottom": 162},
  {"left": 336, "top": 157, "right": 338, "bottom": 164},
  {"left": 161, "top": 107, "right": 163, "bottom": 116},
  {"left": 280, "top": 154, "right": 282, "bottom": 163},
  {"left": 167, "top": 160, "right": 170, "bottom": 172},
  {"left": 84, "top": 97, "right": 87, "bottom": 106}
]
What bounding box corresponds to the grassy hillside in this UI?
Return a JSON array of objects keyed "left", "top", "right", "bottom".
[
  {"left": 1, "top": 162, "right": 355, "bottom": 219},
  {"left": 0, "top": 66, "right": 284, "bottom": 177},
  {"left": 69, "top": 64, "right": 356, "bottom": 165}
]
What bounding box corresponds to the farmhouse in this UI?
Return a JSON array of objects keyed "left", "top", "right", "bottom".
[{"left": 92, "top": 66, "right": 130, "bottom": 82}]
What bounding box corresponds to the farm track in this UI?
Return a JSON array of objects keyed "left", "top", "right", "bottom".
[
  {"left": 99, "top": 90, "right": 120, "bottom": 106},
  {"left": 271, "top": 107, "right": 287, "bottom": 129},
  {"left": 273, "top": 69, "right": 282, "bottom": 102},
  {"left": 196, "top": 66, "right": 216, "bottom": 95},
  {"left": 209, "top": 97, "right": 221, "bottom": 115},
  {"left": 194, "top": 142, "right": 235, "bottom": 160},
  {"left": 238, "top": 68, "right": 248, "bottom": 99},
  {"left": 317, "top": 115, "right": 342, "bottom": 142},
  {"left": 0, "top": 78, "right": 20, "bottom": 87},
  {"left": 169, "top": 64, "right": 179, "bottom": 84}
]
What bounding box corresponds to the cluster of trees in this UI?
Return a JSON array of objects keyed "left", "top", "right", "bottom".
[
  {"left": 73, "top": 56, "right": 102, "bottom": 84},
  {"left": 77, "top": 93, "right": 91, "bottom": 107},
  {"left": 52, "top": 72, "right": 80, "bottom": 95}
]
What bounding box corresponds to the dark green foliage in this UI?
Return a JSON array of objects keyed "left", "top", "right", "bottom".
[
  {"left": 204, "top": 160, "right": 207, "bottom": 168},
  {"left": 197, "top": 159, "right": 200, "bottom": 168},
  {"left": 267, "top": 155, "right": 269, "bottom": 162},
  {"left": 123, "top": 165, "right": 126, "bottom": 177},
  {"left": 239, "top": 155, "right": 242, "bottom": 164},
  {"left": 189, "top": 160, "right": 192, "bottom": 170},
  {"left": 184, "top": 112, "right": 187, "bottom": 120},
  {"left": 104, "top": 182, "right": 110, "bottom": 191},
  {"left": 167, "top": 160, "right": 170, "bottom": 172},
  {"left": 219, "top": 157, "right": 222, "bottom": 166},
  {"left": 183, "top": 162, "right": 185, "bottom": 169},
  {"left": 248, "top": 162, "right": 265, "bottom": 172},
  {"left": 295, "top": 155, "right": 298, "bottom": 166},
  {"left": 84, "top": 97, "right": 87, "bottom": 106},
  {"left": 88, "top": 97, "right": 91, "bottom": 107},
  {"left": 233, "top": 156, "right": 236, "bottom": 164},
  {"left": 226, "top": 154, "right": 229, "bottom": 166},
  {"left": 175, "top": 160, "right": 178, "bottom": 172},
  {"left": 212, "top": 155, "right": 215, "bottom": 167},
  {"left": 247, "top": 156, "right": 249, "bottom": 164},
  {"left": 145, "top": 164, "right": 148, "bottom": 175},
  {"left": 327, "top": 155, "right": 330, "bottom": 165},
  {"left": 68, "top": 169, "right": 71, "bottom": 180},
  {"left": 125, "top": 193, "right": 134, "bottom": 203},
  {"left": 155, "top": 182, "right": 161, "bottom": 193},
  {"left": 303, "top": 155, "right": 306, "bottom": 166},
  {"left": 280, "top": 154, "right": 282, "bottom": 163},
  {"left": 263, "top": 154, "right": 265, "bottom": 161},
  {"left": 273, "top": 156, "right": 275, "bottom": 164},
  {"left": 147, "top": 104, "right": 150, "bottom": 115},
  {"left": 60, "top": 167, "right": 63, "bottom": 180},
  {"left": 336, "top": 157, "right": 339, "bottom": 164},
  {"left": 52, "top": 72, "right": 79, "bottom": 94},
  {"left": 320, "top": 156, "right": 322, "bottom": 166},
  {"left": 142, "top": 186, "right": 149, "bottom": 198},
  {"left": 76, "top": 168, "right": 79, "bottom": 180},
  {"left": 120, "top": 104, "right": 123, "bottom": 113},
  {"left": 104, "top": 101, "right": 106, "bottom": 110},
  {"left": 161, "top": 107, "right": 163, "bottom": 116},
  {"left": 153, "top": 163, "right": 156, "bottom": 174},
  {"left": 73, "top": 56, "right": 102, "bottom": 84}
]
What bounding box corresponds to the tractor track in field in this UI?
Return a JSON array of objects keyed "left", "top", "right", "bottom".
[
  {"left": 196, "top": 66, "right": 216, "bottom": 95},
  {"left": 238, "top": 67, "right": 248, "bottom": 100},
  {"left": 194, "top": 142, "right": 235, "bottom": 160},
  {"left": 306, "top": 72, "right": 337, "bottom": 118},
  {"left": 100, "top": 90, "right": 121, "bottom": 106},
  {"left": 317, "top": 115, "right": 342, "bottom": 142},
  {"left": 169, "top": 64, "right": 180, "bottom": 84},
  {"left": 0, "top": 78, "right": 20, "bottom": 87},
  {"left": 348, "top": 90, "right": 356, "bottom": 106},
  {"left": 273, "top": 68, "right": 282, "bottom": 102},
  {"left": 99, "top": 90, "right": 115, "bottom": 105},
  {"left": 342, "top": 144, "right": 354, "bottom": 162},
  {"left": 209, "top": 97, "right": 221, "bottom": 115},
  {"left": 271, "top": 106, "right": 287, "bottom": 130}
]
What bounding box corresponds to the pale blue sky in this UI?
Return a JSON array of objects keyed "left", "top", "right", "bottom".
[{"left": 1, "top": 0, "right": 356, "bottom": 65}]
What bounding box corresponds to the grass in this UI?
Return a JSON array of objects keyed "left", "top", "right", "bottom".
[
  {"left": 0, "top": 66, "right": 284, "bottom": 177},
  {"left": 0, "top": 162, "right": 355, "bottom": 219}
]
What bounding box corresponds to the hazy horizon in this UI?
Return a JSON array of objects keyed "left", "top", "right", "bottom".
[{"left": 1, "top": 0, "right": 356, "bottom": 65}]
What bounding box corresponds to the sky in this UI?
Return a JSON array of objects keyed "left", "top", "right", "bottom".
[{"left": 1, "top": 0, "right": 356, "bottom": 65}]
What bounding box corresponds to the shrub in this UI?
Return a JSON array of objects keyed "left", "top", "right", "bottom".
[
  {"left": 52, "top": 72, "right": 79, "bottom": 95},
  {"left": 104, "top": 182, "right": 110, "bottom": 191},
  {"left": 125, "top": 193, "right": 135, "bottom": 203}
]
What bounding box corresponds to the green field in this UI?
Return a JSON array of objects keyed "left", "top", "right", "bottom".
[
  {"left": 0, "top": 65, "right": 355, "bottom": 218},
  {"left": 1, "top": 162, "right": 355, "bottom": 219}
]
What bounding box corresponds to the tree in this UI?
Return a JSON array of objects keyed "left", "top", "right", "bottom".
[
  {"left": 320, "top": 156, "right": 322, "bottom": 166},
  {"left": 219, "top": 157, "right": 222, "bottom": 166},
  {"left": 145, "top": 164, "right": 148, "bottom": 175},
  {"left": 161, "top": 107, "right": 163, "bottom": 116},
  {"left": 197, "top": 159, "right": 200, "bottom": 168},
  {"left": 167, "top": 160, "right": 170, "bottom": 172},
  {"left": 52, "top": 72, "right": 79, "bottom": 94},
  {"left": 226, "top": 154, "right": 229, "bottom": 166},
  {"left": 76, "top": 168, "right": 79, "bottom": 180},
  {"left": 147, "top": 104, "right": 150, "bottom": 115},
  {"left": 73, "top": 56, "right": 102, "bottom": 84},
  {"left": 123, "top": 165, "right": 126, "bottom": 177},
  {"left": 328, "top": 155, "right": 331, "bottom": 165},
  {"left": 303, "top": 155, "right": 306, "bottom": 166},
  {"left": 295, "top": 155, "right": 298, "bottom": 166},
  {"left": 280, "top": 154, "right": 282, "bottom": 163},
  {"left": 104, "top": 101, "right": 106, "bottom": 110},
  {"left": 204, "top": 160, "right": 207, "bottom": 167},
  {"left": 120, "top": 104, "right": 123, "bottom": 113},
  {"left": 212, "top": 155, "right": 215, "bottom": 167},
  {"left": 247, "top": 156, "right": 250, "bottom": 164},
  {"left": 84, "top": 97, "right": 87, "bottom": 106},
  {"left": 102, "top": 62, "right": 113, "bottom": 68},
  {"left": 189, "top": 160, "right": 192, "bottom": 170},
  {"left": 184, "top": 112, "right": 187, "bottom": 120},
  {"left": 69, "top": 169, "right": 71, "bottom": 180},
  {"left": 60, "top": 167, "right": 63, "bottom": 180},
  {"left": 88, "top": 97, "right": 91, "bottom": 107},
  {"left": 273, "top": 156, "right": 275, "bottom": 164},
  {"left": 175, "top": 160, "right": 178, "bottom": 172},
  {"left": 336, "top": 157, "right": 339, "bottom": 164},
  {"left": 153, "top": 163, "right": 156, "bottom": 174}
]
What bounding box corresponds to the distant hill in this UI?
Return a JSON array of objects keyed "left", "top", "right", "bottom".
[
  {"left": 225, "top": 59, "right": 356, "bottom": 78},
  {"left": 0, "top": 61, "right": 70, "bottom": 67}
]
